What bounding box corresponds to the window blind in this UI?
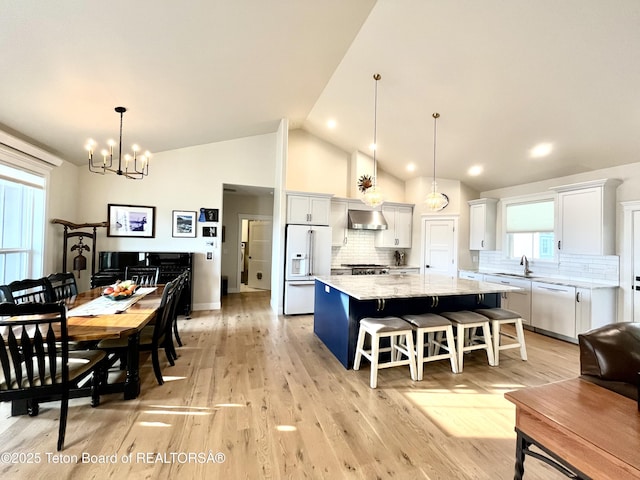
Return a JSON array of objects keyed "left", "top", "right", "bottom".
[{"left": 505, "top": 201, "right": 554, "bottom": 233}]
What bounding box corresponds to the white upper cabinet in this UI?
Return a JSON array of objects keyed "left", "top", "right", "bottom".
[
  {"left": 375, "top": 203, "right": 413, "bottom": 248},
  {"left": 286, "top": 192, "right": 332, "bottom": 225},
  {"left": 330, "top": 199, "right": 349, "bottom": 246},
  {"left": 468, "top": 198, "right": 497, "bottom": 250},
  {"left": 551, "top": 179, "right": 621, "bottom": 255}
]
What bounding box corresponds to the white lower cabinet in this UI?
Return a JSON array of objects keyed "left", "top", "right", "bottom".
[
  {"left": 458, "top": 270, "right": 484, "bottom": 281},
  {"left": 483, "top": 275, "right": 532, "bottom": 326},
  {"left": 575, "top": 287, "right": 617, "bottom": 336},
  {"left": 531, "top": 282, "right": 576, "bottom": 339}
]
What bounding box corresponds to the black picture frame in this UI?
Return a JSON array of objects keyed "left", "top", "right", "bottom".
[
  {"left": 202, "top": 226, "right": 217, "bottom": 237},
  {"left": 107, "top": 204, "right": 156, "bottom": 238},
  {"left": 199, "top": 208, "right": 219, "bottom": 222}
]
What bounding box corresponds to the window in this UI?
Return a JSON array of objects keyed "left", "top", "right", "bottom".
[
  {"left": 0, "top": 163, "right": 45, "bottom": 284},
  {"left": 504, "top": 199, "right": 554, "bottom": 261}
]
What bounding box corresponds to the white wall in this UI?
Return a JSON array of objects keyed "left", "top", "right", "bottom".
[
  {"left": 288, "top": 129, "right": 350, "bottom": 195},
  {"left": 287, "top": 129, "right": 406, "bottom": 202},
  {"left": 75, "top": 133, "right": 278, "bottom": 310},
  {"left": 47, "top": 160, "right": 82, "bottom": 283}
]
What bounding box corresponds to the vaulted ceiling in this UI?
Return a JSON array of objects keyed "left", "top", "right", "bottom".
[{"left": 2, "top": 1, "right": 639, "bottom": 191}]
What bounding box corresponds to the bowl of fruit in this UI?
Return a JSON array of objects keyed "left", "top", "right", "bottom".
[{"left": 102, "top": 280, "right": 138, "bottom": 300}]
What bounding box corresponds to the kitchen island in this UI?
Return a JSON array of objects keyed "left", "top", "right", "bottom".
[{"left": 313, "top": 274, "right": 520, "bottom": 368}]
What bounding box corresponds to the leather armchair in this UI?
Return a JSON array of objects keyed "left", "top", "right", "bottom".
[{"left": 578, "top": 322, "right": 640, "bottom": 402}]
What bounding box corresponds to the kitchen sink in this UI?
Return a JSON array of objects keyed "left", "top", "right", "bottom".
[{"left": 490, "top": 272, "right": 540, "bottom": 279}]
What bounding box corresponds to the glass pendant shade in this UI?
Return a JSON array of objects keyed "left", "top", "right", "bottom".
[
  {"left": 425, "top": 182, "right": 448, "bottom": 211},
  {"left": 362, "top": 185, "right": 384, "bottom": 208}
]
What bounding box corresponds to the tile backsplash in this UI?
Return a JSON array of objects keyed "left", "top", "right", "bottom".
[
  {"left": 479, "top": 250, "right": 620, "bottom": 285},
  {"left": 331, "top": 230, "right": 397, "bottom": 266}
]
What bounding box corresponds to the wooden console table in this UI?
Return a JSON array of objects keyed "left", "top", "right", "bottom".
[{"left": 505, "top": 378, "right": 640, "bottom": 479}]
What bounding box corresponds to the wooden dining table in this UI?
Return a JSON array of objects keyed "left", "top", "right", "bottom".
[{"left": 63, "top": 285, "right": 164, "bottom": 401}]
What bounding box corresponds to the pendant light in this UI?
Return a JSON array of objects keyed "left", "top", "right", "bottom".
[
  {"left": 425, "top": 112, "right": 449, "bottom": 211},
  {"left": 361, "top": 73, "right": 384, "bottom": 208},
  {"left": 86, "top": 106, "right": 150, "bottom": 180}
]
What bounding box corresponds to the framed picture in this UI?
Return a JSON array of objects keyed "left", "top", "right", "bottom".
[
  {"left": 107, "top": 204, "right": 156, "bottom": 238},
  {"left": 198, "top": 208, "right": 219, "bottom": 222},
  {"left": 202, "top": 226, "right": 217, "bottom": 237},
  {"left": 172, "top": 210, "right": 197, "bottom": 238}
]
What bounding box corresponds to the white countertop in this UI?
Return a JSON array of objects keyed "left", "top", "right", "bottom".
[
  {"left": 463, "top": 270, "right": 619, "bottom": 290},
  {"left": 315, "top": 273, "right": 520, "bottom": 300}
]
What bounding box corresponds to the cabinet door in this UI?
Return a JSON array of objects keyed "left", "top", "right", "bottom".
[
  {"left": 575, "top": 287, "right": 592, "bottom": 336},
  {"left": 505, "top": 290, "right": 532, "bottom": 325},
  {"left": 557, "top": 188, "right": 602, "bottom": 254},
  {"left": 395, "top": 206, "right": 413, "bottom": 248},
  {"left": 309, "top": 197, "right": 330, "bottom": 226},
  {"left": 469, "top": 203, "right": 487, "bottom": 250},
  {"left": 330, "top": 200, "right": 348, "bottom": 246},
  {"left": 287, "top": 195, "right": 330, "bottom": 225},
  {"left": 459, "top": 271, "right": 484, "bottom": 281},
  {"left": 376, "top": 206, "right": 397, "bottom": 247},
  {"left": 531, "top": 282, "right": 576, "bottom": 338},
  {"left": 287, "top": 195, "right": 311, "bottom": 224}
]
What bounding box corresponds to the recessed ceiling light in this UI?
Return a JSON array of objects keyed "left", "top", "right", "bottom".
[
  {"left": 327, "top": 119, "right": 336, "bottom": 129},
  {"left": 530, "top": 143, "right": 553, "bottom": 158},
  {"left": 468, "top": 165, "right": 483, "bottom": 176},
  {"left": 406, "top": 163, "right": 416, "bottom": 172}
]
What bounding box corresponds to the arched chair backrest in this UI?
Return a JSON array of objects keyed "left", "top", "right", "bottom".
[
  {"left": 0, "top": 278, "right": 55, "bottom": 304},
  {"left": 47, "top": 272, "right": 79, "bottom": 301}
]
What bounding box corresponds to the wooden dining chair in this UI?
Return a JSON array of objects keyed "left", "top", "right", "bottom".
[
  {"left": 124, "top": 266, "right": 160, "bottom": 287},
  {"left": 169, "top": 271, "right": 189, "bottom": 355},
  {"left": 47, "top": 272, "right": 79, "bottom": 301},
  {"left": 0, "top": 277, "right": 55, "bottom": 304},
  {"left": 0, "top": 302, "right": 107, "bottom": 450},
  {"left": 97, "top": 279, "right": 178, "bottom": 385}
]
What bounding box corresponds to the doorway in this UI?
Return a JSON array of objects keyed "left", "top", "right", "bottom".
[
  {"left": 239, "top": 217, "right": 273, "bottom": 292},
  {"left": 622, "top": 201, "right": 640, "bottom": 321},
  {"left": 421, "top": 216, "right": 458, "bottom": 276},
  {"left": 222, "top": 183, "right": 274, "bottom": 294}
]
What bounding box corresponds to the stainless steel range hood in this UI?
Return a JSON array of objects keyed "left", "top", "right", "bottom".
[{"left": 348, "top": 210, "right": 388, "bottom": 230}]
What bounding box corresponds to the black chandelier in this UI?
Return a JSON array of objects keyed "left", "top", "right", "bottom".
[{"left": 85, "top": 106, "right": 150, "bottom": 180}]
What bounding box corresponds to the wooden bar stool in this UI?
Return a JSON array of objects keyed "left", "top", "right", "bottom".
[
  {"left": 475, "top": 308, "right": 528, "bottom": 366},
  {"left": 353, "top": 316, "right": 418, "bottom": 388},
  {"left": 439, "top": 311, "right": 496, "bottom": 372},
  {"left": 401, "top": 313, "right": 458, "bottom": 379}
]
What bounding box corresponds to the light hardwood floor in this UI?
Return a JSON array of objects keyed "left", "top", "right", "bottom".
[{"left": 0, "top": 291, "right": 580, "bottom": 479}]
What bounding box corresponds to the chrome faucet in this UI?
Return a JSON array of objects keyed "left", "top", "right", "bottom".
[{"left": 520, "top": 255, "right": 532, "bottom": 276}]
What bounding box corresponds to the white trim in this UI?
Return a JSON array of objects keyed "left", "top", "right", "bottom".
[
  {"left": 0, "top": 130, "right": 63, "bottom": 167},
  {"left": 621, "top": 201, "right": 640, "bottom": 322}
]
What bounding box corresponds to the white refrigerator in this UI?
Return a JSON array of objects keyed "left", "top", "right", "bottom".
[{"left": 284, "top": 224, "right": 332, "bottom": 314}]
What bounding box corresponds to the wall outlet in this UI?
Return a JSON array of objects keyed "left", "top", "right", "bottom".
[{"left": 206, "top": 252, "right": 213, "bottom": 260}]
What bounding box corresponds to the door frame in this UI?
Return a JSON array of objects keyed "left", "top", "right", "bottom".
[
  {"left": 234, "top": 213, "right": 272, "bottom": 293},
  {"left": 420, "top": 215, "right": 459, "bottom": 275},
  {"left": 621, "top": 201, "right": 640, "bottom": 322}
]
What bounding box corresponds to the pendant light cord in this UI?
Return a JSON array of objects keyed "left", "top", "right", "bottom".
[
  {"left": 373, "top": 74, "right": 381, "bottom": 185},
  {"left": 432, "top": 112, "right": 440, "bottom": 184}
]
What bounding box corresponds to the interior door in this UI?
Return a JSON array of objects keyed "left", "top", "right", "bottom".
[
  {"left": 423, "top": 217, "right": 457, "bottom": 276},
  {"left": 248, "top": 220, "right": 272, "bottom": 290},
  {"left": 633, "top": 211, "right": 640, "bottom": 321}
]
